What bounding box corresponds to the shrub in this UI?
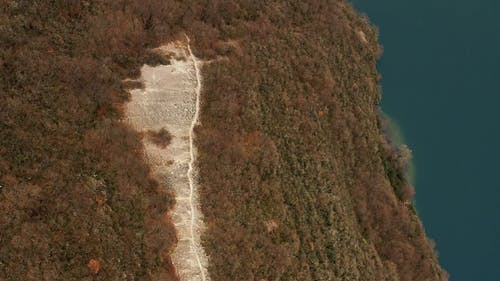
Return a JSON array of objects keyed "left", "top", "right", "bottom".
[{"left": 147, "top": 128, "right": 173, "bottom": 148}]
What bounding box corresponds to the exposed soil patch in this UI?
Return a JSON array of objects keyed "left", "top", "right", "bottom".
[{"left": 125, "top": 38, "right": 209, "bottom": 281}]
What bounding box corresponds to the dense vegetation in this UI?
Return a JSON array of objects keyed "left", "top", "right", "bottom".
[
  {"left": 1, "top": 0, "right": 447, "bottom": 280},
  {"left": 0, "top": 1, "right": 179, "bottom": 280},
  {"left": 191, "top": 1, "right": 448, "bottom": 281}
]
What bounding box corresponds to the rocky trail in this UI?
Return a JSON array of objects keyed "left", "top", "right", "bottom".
[{"left": 125, "top": 36, "right": 209, "bottom": 281}]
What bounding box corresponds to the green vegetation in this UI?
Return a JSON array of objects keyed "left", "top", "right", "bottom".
[{"left": 379, "top": 112, "right": 416, "bottom": 185}]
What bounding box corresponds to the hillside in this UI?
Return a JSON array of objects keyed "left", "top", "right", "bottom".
[
  {"left": 193, "top": 2, "right": 448, "bottom": 280},
  {"left": 0, "top": 1, "right": 446, "bottom": 280}
]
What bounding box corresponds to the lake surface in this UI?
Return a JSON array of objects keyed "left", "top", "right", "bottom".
[{"left": 351, "top": 0, "right": 500, "bottom": 280}]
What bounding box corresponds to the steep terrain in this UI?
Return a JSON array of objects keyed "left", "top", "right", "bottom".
[
  {"left": 0, "top": 1, "right": 180, "bottom": 280},
  {"left": 191, "top": 2, "right": 449, "bottom": 281},
  {"left": 0, "top": 1, "right": 446, "bottom": 280},
  {"left": 125, "top": 39, "right": 209, "bottom": 281}
]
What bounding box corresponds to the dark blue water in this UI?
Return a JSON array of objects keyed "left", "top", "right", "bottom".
[{"left": 351, "top": 1, "right": 500, "bottom": 280}]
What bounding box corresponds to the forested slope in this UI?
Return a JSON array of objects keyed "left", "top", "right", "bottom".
[
  {"left": 0, "top": 1, "right": 446, "bottom": 280},
  {"left": 191, "top": 1, "right": 448, "bottom": 281},
  {"left": 0, "top": 1, "right": 179, "bottom": 280}
]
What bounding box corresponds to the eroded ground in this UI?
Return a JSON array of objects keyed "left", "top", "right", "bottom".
[{"left": 125, "top": 40, "right": 209, "bottom": 281}]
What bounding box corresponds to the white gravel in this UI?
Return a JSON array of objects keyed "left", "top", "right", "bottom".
[{"left": 124, "top": 37, "right": 210, "bottom": 281}]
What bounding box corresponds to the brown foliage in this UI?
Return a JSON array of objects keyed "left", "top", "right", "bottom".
[
  {"left": 147, "top": 128, "right": 173, "bottom": 149},
  {"left": 0, "top": 1, "right": 180, "bottom": 280},
  {"left": 0, "top": 0, "right": 446, "bottom": 280},
  {"left": 190, "top": 1, "right": 447, "bottom": 280},
  {"left": 88, "top": 259, "right": 100, "bottom": 274}
]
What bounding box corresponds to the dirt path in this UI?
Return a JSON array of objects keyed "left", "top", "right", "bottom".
[
  {"left": 184, "top": 36, "right": 207, "bottom": 281},
  {"left": 125, "top": 37, "right": 209, "bottom": 281}
]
